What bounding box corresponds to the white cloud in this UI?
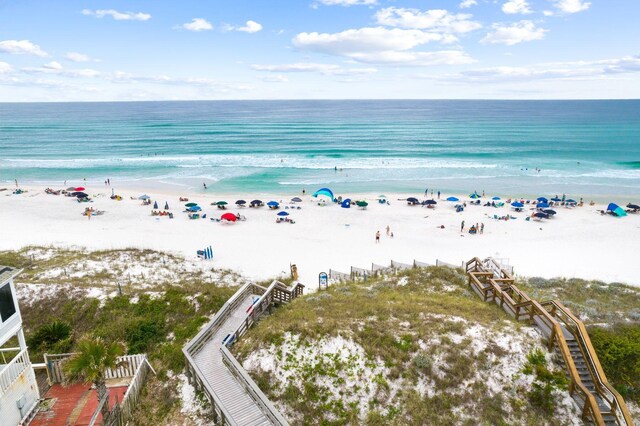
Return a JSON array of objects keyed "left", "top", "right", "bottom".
[
  {"left": 316, "top": 0, "right": 377, "bottom": 6},
  {"left": 81, "top": 9, "right": 151, "bottom": 21},
  {"left": 502, "top": 0, "right": 533, "bottom": 14},
  {"left": 349, "top": 50, "right": 475, "bottom": 66},
  {"left": 65, "top": 52, "right": 97, "bottom": 62},
  {"left": 374, "top": 7, "right": 482, "bottom": 33},
  {"left": 550, "top": 0, "right": 591, "bottom": 14},
  {"left": 0, "top": 61, "right": 12, "bottom": 73},
  {"left": 260, "top": 74, "right": 289, "bottom": 83},
  {"left": 293, "top": 27, "right": 452, "bottom": 55},
  {"left": 251, "top": 62, "right": 377, "bottom": 75},
  {"left": 0, "top": 40, "right": 48, "bottom": 57},
  {"left": 181, "top": 18, "right": 213, "bottom": 32},
  {"left": 459, "top": 0, "right": 478, "bottom": 8},
  {"left": 43, "top": 61, "right": 63, "bottom": 70},
  {"left": 481, "top": 21, "right": 547, "bottom": 45},
  {"left": 237, "top": 20, "right": 263, "bottom": 33}
]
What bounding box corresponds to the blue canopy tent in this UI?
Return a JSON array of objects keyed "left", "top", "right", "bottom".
[
  {"left": 607, "top": 203, "right": 627, "bottom": 217},
  {"left": 313, "top": 188, "right": 334, "bottom": 201},
  {"left": 341, "top": 198, "right": 351, "bottom": 208}
]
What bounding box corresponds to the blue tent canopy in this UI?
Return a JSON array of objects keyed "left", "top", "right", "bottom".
[
  {"left": 313, "top": 188, "right": 334, "bottom": 200},
  {"left": 607, "top": 203, "right": 627, "bottom": 217},
  {"left": 341, "top": 198, "right": 351, "bottom": 208},
  {"left": 511, "top": 202, "right": 524, "bottom": 208},
  {"left": 551, "top": 197, "right": 561, "bottom": 202},
  {"left": 446, "top": 196, "right": 459, "bottom": 202}
]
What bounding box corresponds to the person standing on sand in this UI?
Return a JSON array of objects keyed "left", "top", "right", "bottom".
[
  {"left": 461, "top": 221, "right": 465, "bottom": 232},
  {"left": 386, "top": 225, "right": 390, "bottom": 236},
  {"left": 15, "top": 179, "right": 18, "bottom": 188},
  {"left": 375, "top": 231, "right": 380, "bottom": 243},
  {"left": 481, "top": 223, "right": 484, "bottom": 234},
  {"left": 437, "top": 191, "right": 440, "bottom": 199}
]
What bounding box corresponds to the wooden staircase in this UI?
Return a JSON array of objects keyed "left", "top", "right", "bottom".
[{"left": 466, "top": 257, "right": 633, "bottom": 426}]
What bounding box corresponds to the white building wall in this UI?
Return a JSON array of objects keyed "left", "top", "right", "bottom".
[{"left": 0, "top": 365, "right": 39, "bottom": 426}]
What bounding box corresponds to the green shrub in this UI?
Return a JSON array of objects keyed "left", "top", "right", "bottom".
[
  {"left": 589, "top": 324, "right": 640, "bottom": 402},
  {"left": 28, "top": 320, "right": 72, "bottom": 352}
]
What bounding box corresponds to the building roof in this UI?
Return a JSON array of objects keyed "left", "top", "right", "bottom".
[{"left": 0, "top": 265, "right": 21, "bottom": 285}]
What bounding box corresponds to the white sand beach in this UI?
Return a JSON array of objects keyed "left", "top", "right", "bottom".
[{"left": 1, "top": 184, "right": 638, "bottom": 287}]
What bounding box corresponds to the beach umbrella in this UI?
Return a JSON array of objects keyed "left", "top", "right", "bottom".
[
  {"left": 291, "top": 197, "right": 302, "bottom": 203},
  {"left": 277, "top": 211, "right": 289, "bottom": 216},
  {"left": 469, "top": 193, "right": 481, "bottom": 199},
  {"left": 164, "top": 202, "right": 169, "bottom": 210},
  {"left": 341, "top": 198, "right": 351, "bottom": 208},
  {"left": 534, "top": 212, "right": 548, "bottom": 219},
  {"left": 185, "top": 202, "right": 197, "bottom": 207},
  {"left": 138, "top": 194, "right": 150, "bottom": 200},
  {"left": 267, "top": 201, "right": 279, "bottom": 207},
  {"left": 424, "top": 200, "right": 437, "bottom": 205},
  {"left": 543, "top": 209, "right": 557, "bottom": 215},
  {"left": 221, "top": 213, "right": 237, "bottom": 222},
  {"left": 250, "top": 199, "right": 263, "bottom": 206},
  {"left": 189, "top": 205, "right": 202, "bottom": 212},
  {"left": 551, "top": 197, "right": 562, "bottom": 202},
  {"left": 537, "top": 197, "right": 548, "bottom": 203},
  {"left": 356, "top": 201, "right": 368, "bottom": 207},
  {"left": 216, "top": 201, "right": 228, "bottom": 206},
  {"left": 627, "top": 204, "right": 640, "bottom": 210},
  {"left": 66, "top": 187, "right": 76, "bottom": 191},
  {"left": 446, "top": 196, "right": 459, "bottom": 202},
  {"left": 75, "top": 187, "right": 85, "bottom": 191},
  {"left": 153, "top": 201, "right": 158, "bottom": 209},
  {"left": 407, "top": 197, "right": 419, "bottom": 204},
  {"left": 71, "top": 191, "right": 87, "bottom": 197},
  {"left": 313, "top": 188, "right": 334, "bottom": 200},
  {"left": 378, "top": 194, "right": 387, "bottom": 199},
  {"left": 566, "top": 199, "right": 577, "bottom": 204},
  {"left": 76, "top": 193, "right": 89, "bottom": 199},
  {"left": 537, "top": 202, "right": 550, "bottom": 208},
  {"left": 607, "top": 203, "right": 627, "bottom": 217},
  {"left": 511, "top": 202, "right": 524, "bottom": 208},
  {"left": 492, "top": 196, "right": 501, "bottom": 200},
  {"left": 236, "top": 200, "right": 246, "bottom": 205}
]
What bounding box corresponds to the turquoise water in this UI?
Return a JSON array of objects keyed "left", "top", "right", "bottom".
[{"left": 1, "top": 100, "right": 639, "bottom": 196}]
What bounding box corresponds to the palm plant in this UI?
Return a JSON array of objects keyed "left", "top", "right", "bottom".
[{"left": 64, "top": 336, "right": 126, "bottom": 421}]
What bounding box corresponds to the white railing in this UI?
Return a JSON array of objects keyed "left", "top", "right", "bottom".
[{"left": 0, "top": 348, "right": 29, "bottom": 394}]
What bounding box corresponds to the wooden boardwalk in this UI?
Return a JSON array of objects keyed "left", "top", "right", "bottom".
[{"left": 183, "top": 281, "right": 303, "bottom": 426}]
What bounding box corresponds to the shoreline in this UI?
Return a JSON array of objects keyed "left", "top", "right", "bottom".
[{"left": 1, "top": 183, "right": 639, "bottom": 288}]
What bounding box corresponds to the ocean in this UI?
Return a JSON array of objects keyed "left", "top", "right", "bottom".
[{"left": 1, "top": 100, "right": 639, "bottom": 197}]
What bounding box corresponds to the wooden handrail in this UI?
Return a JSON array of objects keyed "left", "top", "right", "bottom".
[
  {"left": 549, "top": 301, "right": 634, "bottom": 426},
  {"left": 465, "top": 258, "right": 623, "bottom": 426}
]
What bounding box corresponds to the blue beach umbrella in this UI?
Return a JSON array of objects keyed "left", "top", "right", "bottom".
[
  {"left": 469, "top": 193, "right": 481, "bottom": 199},
  {"left": 267, "top": 201, "right": 279, "bottom": 207},
  {"left": 277, "top": 211, "right": 289, "bottom": 216},
  {"left": 446, "top": 196, "right": 459, "bottom": 202},
  {"left": 511, "top": 202, "right": 524, "bottom": 208},
  {"left": 537, "top": 202, "right": 550, "bottom": 208},
  {"left": 189, "top": 205, "right": 202, "bottom": 212},
  {"left": 313, "top": 188, "right": 334, "bottom": 200},
  {"left": 566, "top": 199, "right": 577, "bottom": 204},
  {"left": 537, "top": 197, "right": 548, "bottom": 203},
  {"left": 551, "top": 197, "right": 562, "bottom": 202},
  {"left": 492, "top": 196, "right": 501, "bottom": 200},
  {"left": 341, "top": 198, "right": 351, "bottom": 208}
]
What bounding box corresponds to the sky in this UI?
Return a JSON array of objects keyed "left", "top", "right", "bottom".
[{"left": 0, "top": 0, "right": 639, "bottom": 101}]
